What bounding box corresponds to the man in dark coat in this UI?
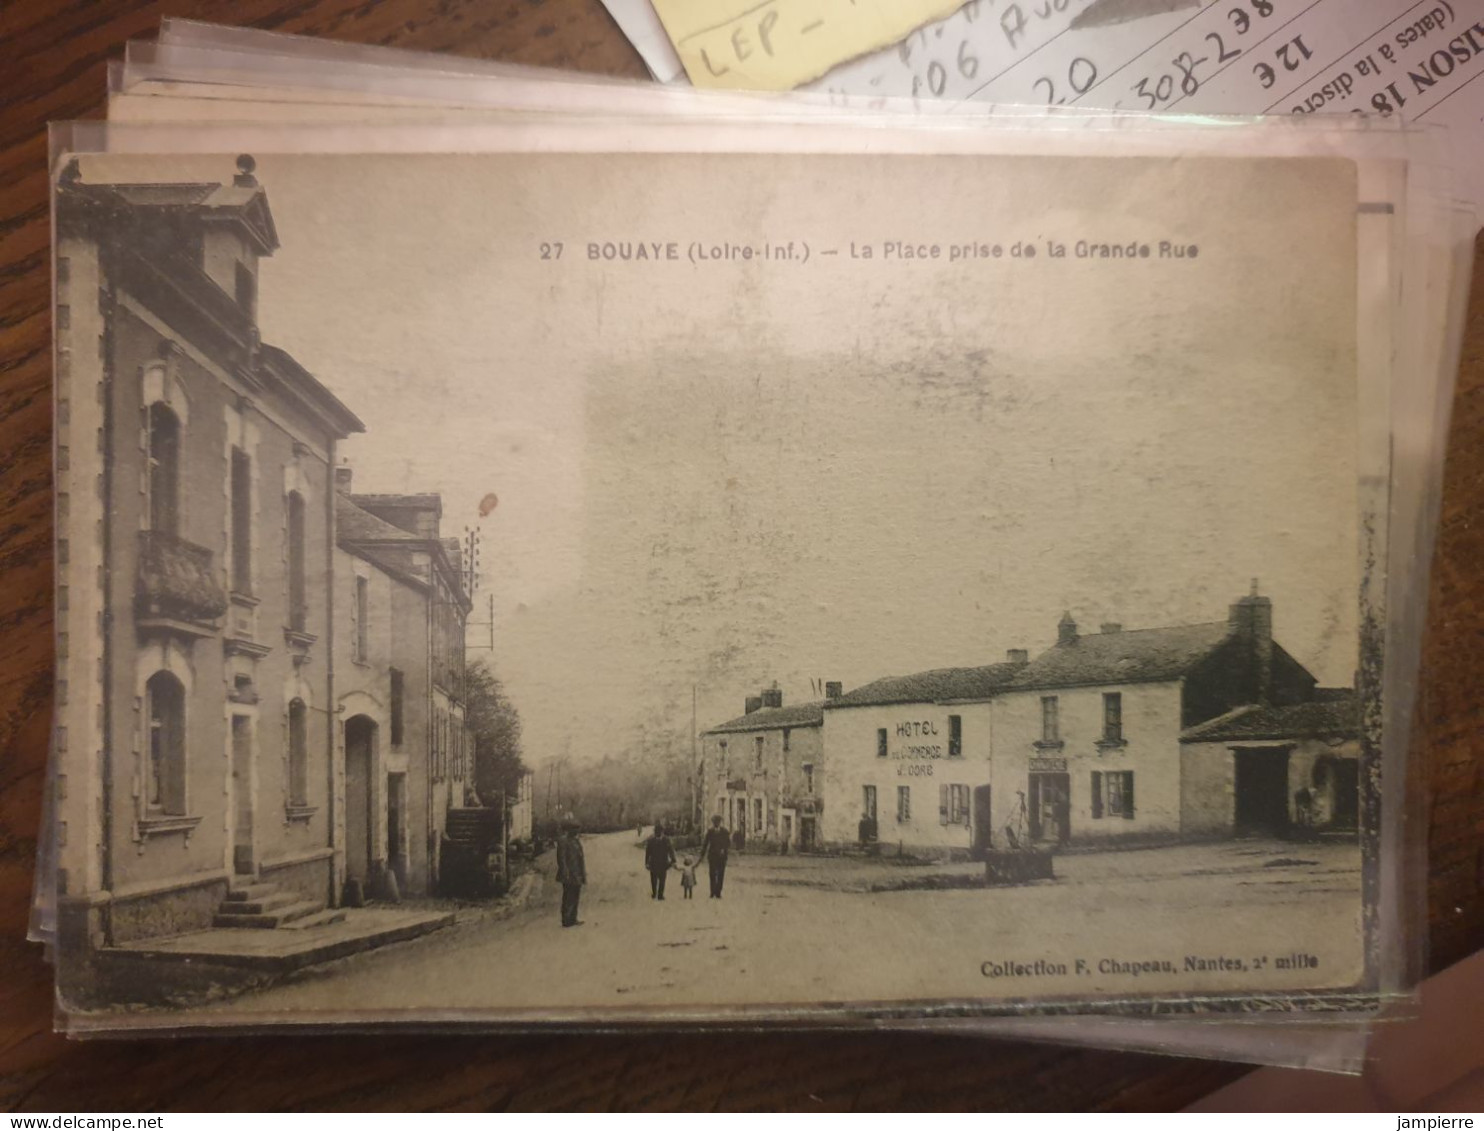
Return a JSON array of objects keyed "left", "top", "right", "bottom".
[
  {"left": 698, "top": 814, "right": 731, "bottom": 899},
  {"left": 644, "top": 823, "right": 677, "bottom": 900},
  {"left": 555, "top": 820, "right": 586, "bottom": 927}
]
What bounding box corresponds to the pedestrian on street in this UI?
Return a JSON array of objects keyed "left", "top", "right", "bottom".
[
  {"left": 645, "top": 822, "right": 677, "bottom": 900},
  {"left": 699, "top": 814, "right": 731, "bottom": 899},
  {"left": 555, "top": 819, "right": 586, "bottom": 928},
  {"left": 679, "top": 856, "right": 697, "bottom": 899}
]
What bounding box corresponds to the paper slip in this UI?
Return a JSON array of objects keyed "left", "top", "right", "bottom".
[
  {"left": 600, "top": 0, "right": 685, "bottom": 82},
  {"left": 648, "top": 0, "right": 971, "bottom": 90}
]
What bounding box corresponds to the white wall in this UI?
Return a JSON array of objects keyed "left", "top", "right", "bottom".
[{"left": 821, "top": 700, "right": 992, "bottom": 852}]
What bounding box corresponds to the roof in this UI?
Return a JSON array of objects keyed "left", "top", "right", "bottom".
[
  {"left": 705, "top": 702, "right": 825, "bottom": 735},
  {"left": 349, "top": 493, "right": 442, "bottom": 512},
  {"left": 258, "top": 344, "right": 365, "bottom": 438},
  {"left": 826, "top": 662, "right": 1026, "bottom": 709},
  {"left": 1180, "top": 690, "right": 1359, "bottom": 743},
  {"left": 1007, "top": 622, "right": 1234, "bottom": 691},
  {"left": 336, "top": 495, "right": 421, "bottom": 545}
]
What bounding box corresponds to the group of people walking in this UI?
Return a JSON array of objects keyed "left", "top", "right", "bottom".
[
  {"left": 554, "top": 814, "right": 736, "bottom": 927},
  {"left": 644, "top": 816, "right": 732, "bottom": 900}
]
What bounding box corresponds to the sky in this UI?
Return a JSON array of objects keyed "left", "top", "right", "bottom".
[{"left": 87, "top": 149, "right": 1364, "bottom": 770}]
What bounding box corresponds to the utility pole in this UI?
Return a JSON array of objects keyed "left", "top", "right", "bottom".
[{"left": 691, "top": 685, "right": 700, "bottom": 830}]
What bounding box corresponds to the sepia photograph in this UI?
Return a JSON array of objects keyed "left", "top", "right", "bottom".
[{"left": 50, "top": 146, "right": 1373, "bottom": 1026}]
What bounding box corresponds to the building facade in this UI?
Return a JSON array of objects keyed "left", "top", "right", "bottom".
[
  {"left": 334, "top": 478, "right": 474, "bottom": 897},
  {"left": 700, "top": 684, "right": 831, "bottom": 850},
  {"left": 992, "top": 588, "right": 1339, "bottom": 847},
  {"left": 819, "top": 661, "right": 1025, "bottom": 856},
  {"left": 54, "top": 158, "right": 364, "bottom": 954}
]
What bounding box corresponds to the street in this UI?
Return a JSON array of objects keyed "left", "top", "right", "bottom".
[{"left": 186, "top": 831, "right": 1365, "bottom": 1020}]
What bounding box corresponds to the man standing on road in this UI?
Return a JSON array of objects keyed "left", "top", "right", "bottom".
[
  {"left": 556, "top": 819, "right": 586, "bottom": 928},
  {"left": 699, "top": 814, "right": 731, "bottom": 899},
  {"left": 645, "top": 823, "right": 677, "bottom": 900}
]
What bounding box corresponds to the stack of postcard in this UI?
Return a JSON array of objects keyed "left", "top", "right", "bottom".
[{"left": 33, "top": 17, "right": 1475, "bottom": 1071}]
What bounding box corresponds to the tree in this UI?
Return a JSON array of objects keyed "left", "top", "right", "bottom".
[{"left": 461, "top": 659, "right": 526, "bottom": 803}]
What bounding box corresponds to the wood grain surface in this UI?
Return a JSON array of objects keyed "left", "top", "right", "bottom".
[{"left": 1, "top": 0, "right": 1480, "bottom": 1112}]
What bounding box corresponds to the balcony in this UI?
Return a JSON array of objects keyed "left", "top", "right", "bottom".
[{"left": 136, "top": 530, "right": 228, "bottom": 637}]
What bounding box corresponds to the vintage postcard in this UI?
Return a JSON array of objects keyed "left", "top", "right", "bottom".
[{"left": 51, "top": 143, "right": 1378, "bottom": 1028}]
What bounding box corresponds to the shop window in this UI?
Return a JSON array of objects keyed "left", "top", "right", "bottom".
[
  {"left": 876, "top": 728, "right": 888, "bottom": 758},
  {"left": 287, "top": 490, "right": 307, "bottom": 630},
  {"left": 287, "top": 698, "right": 308, "bottom": 807},
  {"left": 1102, "top": 692, "right": 1123, "bottom": 743},
  {"left": 147, "top": 403, "right": 180, "bottom": 535},
  {"left": 145, "top": 671, "right": 186, "bottom": 815},
  {"left": 948, "top": 714, "right": 962, "bottom": 757},
  {"left": 896, "top": 785, "right": 911, "bottom": 823},
  {"left": 230, "top": 447, "right": 252, "bottom": 594},
  {"left": 390, "top": 667, "right": 404, "bottom": 745},
  {"left": 1041, "top": 696, "right": 1060, "bottom": 742}
]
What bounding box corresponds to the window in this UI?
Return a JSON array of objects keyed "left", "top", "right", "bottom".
[
  {"left": 802, "top": 763, "right": 815, "bottom": 794},
  {"left": 754, "top": 734, "right": 764, "bottom": 771},
  {"left": 287, "top": 698, "right": 308, "bottom": 807},
  {"left": 145, "top": 672, "right": 186, "bottom": 815},
  {"left": 1091, "top": 770, "right": 1136, "bottom": 819},
  {"left": 353, "top": 576, "right": 369, "bottom": 662},
  {"left": 939, "top": 783, "right": 970, "bottom": 825},
  {"left": 286, "top": 491, "right": 307, "bottom": 631},
  {"left": 876, "top": 728, "right": 888, "bottom": 758},
  {"left": 782, "top": 728, "right": 791, "bottom": 753},
  {"left": 1102, "top": 692, "right": 1123, "bottom": 743},
  {"left": 146, "top": 403, "right": 180, "bottom": 535},
  {"left": 948, "top": 714, "right": 962, "bottom": 757},
  {"left": 862, "top": 784, "right": 877, "bottom": 822},
  {"left": 897, "top": 785, "right": 911, "bottom": 822},
  {"left": 389, "top": 667, "right": 404, "bottom": 745},
  {"left": 230, "top": 447, "right": 252, "bottom": 594},
  {"left": 753, "top": 797, "right": 763, "bottom": 834},
  {"left": 234, "top": 261, "right": 257, "bottom": 319},
  {"left": 1041, "top": 696, "right": 1060, "bottom": 742}
]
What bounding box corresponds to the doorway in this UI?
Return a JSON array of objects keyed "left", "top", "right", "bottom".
[
  {"left": 344, "top": 715, "right": 378, "bottom": 884},
  {"left": 1028, "top": 772, "right": 1070, "bottom": 845},
  {"left": 1234, "top": 746, "right": 1291, "bottom": 836},
  {"left": 230, "top": 715, "right": 254, "bottom": 875},
  {"left": 972, "top": 784, "right": 993, "bottom": 855},
  {"left": 1316, "top": 756, "right": 1359, "bottom": 831},
  {"left": 387, "top": 772, "right": 407, "bottom": 886}
]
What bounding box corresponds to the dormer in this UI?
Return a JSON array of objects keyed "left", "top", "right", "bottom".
[{"left": 198, "top": 156, "right": 279, "bottom": 321}]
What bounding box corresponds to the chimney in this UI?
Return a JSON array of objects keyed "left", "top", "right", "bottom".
[
  {"left": 824, "top": 681, "right": 843, "bottom": 700},
  {"left": 1057, "top": 611, "right": 1078, "bottom": 645},
  {"left": 1100, "top": 622, "right": 1122, "bottom": 634},
  {"left": 334, "top": 464, "right": 354, "bottom": 493},
  {"left": 761, "top": 686, "right": 783, "bottom": 710},
  {"left": 744, "top": 696, "right": 763, "bottom": 715},
  {"left": 1006, "top": 648, "right": 1029, "bottom": 664},
  {"left": 1228, "top": 578, "right": 1273, "bottom": 704}
]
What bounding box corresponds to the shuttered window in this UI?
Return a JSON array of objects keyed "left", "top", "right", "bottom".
[
  {"left": 948, "top": 715, "right": 962, "bottom": 757},
  {"left": 1090, "top": 771, "right": 1103, "bottom": 819}
]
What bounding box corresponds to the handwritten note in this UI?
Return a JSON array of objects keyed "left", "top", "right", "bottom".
[{"left": 650, "top": 0, "right": 972, "bottom": 90}]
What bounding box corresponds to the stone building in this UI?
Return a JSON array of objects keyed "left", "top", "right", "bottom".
[
  {"left": 700, "top": 684, "right": 834, "bottom": 850},
  {"left": 54, "top": 157, "right": 364, "bottom": 954},
  {"left": 992, "top": 585, "right": 1342, "bottom": 846},
  {"left": 333, "top": 474, "right": 475, "bottom": 898},
  {"left": 819, "top": 660, "right": 1026, "bottom": 856}
]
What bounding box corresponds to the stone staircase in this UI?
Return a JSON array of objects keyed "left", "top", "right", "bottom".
[{"left": 214, "top": 880, "right": 347, "bottom": 930}]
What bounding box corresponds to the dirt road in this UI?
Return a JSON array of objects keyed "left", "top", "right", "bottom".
[{"left": 188, "top": 830, "right": 1364, "bottom": 1021}]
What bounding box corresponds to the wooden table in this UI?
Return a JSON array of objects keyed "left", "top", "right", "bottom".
[{"left": 1, "top": 0, "right": 1480, "bottom": 1111}]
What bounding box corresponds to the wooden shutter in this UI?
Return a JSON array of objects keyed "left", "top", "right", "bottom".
[
  {"left": 939, "top": 783, "right": 949, "bottom": 825},
  {"left": 1123, "top": 772, "right": 1135, "bottom": 819},
  {"left": 1090, "top": 771, "right": 1103, "bottom": 819}
]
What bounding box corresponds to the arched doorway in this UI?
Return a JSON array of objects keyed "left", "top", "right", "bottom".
[{"left": 344, "top": 715, "right": 378, "bottom": 885}]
